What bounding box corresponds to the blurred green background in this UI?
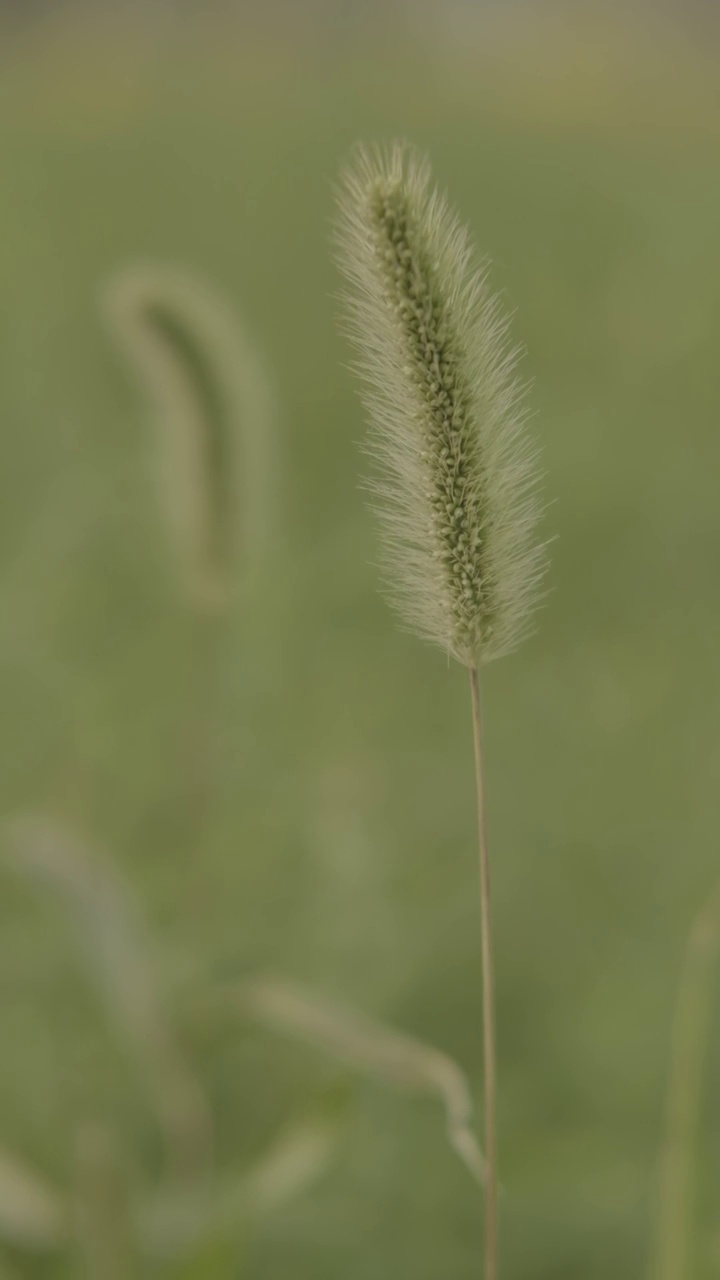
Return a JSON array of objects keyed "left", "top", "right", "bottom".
[{"left": 1, "top": 2, "right": 720, "bottom": 1276}]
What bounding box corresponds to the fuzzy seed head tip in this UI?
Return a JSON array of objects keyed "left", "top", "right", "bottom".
[{"left": 334, "top": 141, "right": 547, "bottom": 666}]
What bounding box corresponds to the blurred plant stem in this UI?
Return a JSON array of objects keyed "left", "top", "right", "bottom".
[
  {"left": 654, "top": 883, "right": 720, "bottom": 1280},
  {"left": 184, "top": 604, "right": 224, "bottom": 849},
  {"left": 0, "top": 1148, "right": 67, "bottom": 1252},
  {"left": 73, "top": 1128, "right": 136, "bottom": 1280},
  {"left": 469, "top": 668, "right": 498, "bottom": 1280},
  {"left": 5, "top": 819, "right": 214, "bottom": 1186}
]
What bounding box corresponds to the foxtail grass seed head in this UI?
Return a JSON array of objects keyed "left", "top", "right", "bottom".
[{"left": 335, "top": 143, "right": 546, "bottom": 666}]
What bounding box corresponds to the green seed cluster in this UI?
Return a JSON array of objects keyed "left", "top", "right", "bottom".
[
  {"left": 371, "top": 184, "right": 490, "bottom": 655},
  {"left": 335, "top": 143, "right": 545, "bottom": 666}
]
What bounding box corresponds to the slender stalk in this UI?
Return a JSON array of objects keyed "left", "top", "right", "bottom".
[
  {"left": 654, "top": 884, "right": 720, "bottom": 1280},
  {"left": 74, "top": 1128, "right": 136, "bottom": 1280},
  {"left": 469, "top": 666, "right": 498, "bottom": 1280},
  {"left": 184, "top": 605, "right": 223, "bottom": 847}
]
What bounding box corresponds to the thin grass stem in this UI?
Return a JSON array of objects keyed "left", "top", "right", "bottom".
[
  {"left": 469, "top": 666, "right": 498, "bottom": 1279},
  {"left": 654, "top": 883, "right": 720, "bottom": 1280},
  {"left": 73, "top": 1128, "right": 136, "bottom": 1280}
]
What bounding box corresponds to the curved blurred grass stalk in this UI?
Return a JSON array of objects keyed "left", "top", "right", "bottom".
[
  {"left": 3, "top": 817, "right": 213, "bottom": 1184},
  {"left": 139, "top": 1110, "right": 341, "bottom": 1260},
  {"left": 102, "top": 262, "right": 276, "bottom": 611},
  {"left": 654, "top": 883, "right": 720, "bottom": 1280},
  {"left": 0, "top": 1103, "right": 341, "bottom": 1269},
  {"left": 230, "top": 977, "right": 485, "bottom": 1183},
  {"left": 0, "top": 1149, "right": 67, "bottom": 1253},
  {"left": 102, "top": 263, "right": 277, "bottom": 847}
]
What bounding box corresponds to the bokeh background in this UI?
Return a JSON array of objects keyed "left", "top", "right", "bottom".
[{"left": 1, "top": 1, "right": 720, "bottom": 1276}]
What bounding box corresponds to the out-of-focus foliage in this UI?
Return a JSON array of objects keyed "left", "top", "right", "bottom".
[{"left": 0, "top": 4, "right": 720, "bottom": 1277}]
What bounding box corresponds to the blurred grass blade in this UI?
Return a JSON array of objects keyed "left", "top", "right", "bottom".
[
  {"left": 654, "top": 883, "right": 720, "bottom": 1280},
  {"left": 238, "top": 1112, "right": 340, "bottom": 1218},
  {"left": 232, "top": 978, "right": 485, "bottom": 1183},
  {"left": 140, "top": 1111, "right": 340, "bottom": 1260},
  {"left": 102, "top": 262, "right": 276, "bottom": 610},
  {"left": 4, "top": 817, "right": 212, "bottom": 1182},
  {"left": 163, "top": 1234, "right": 243, "bottom": 1280},
  {"left": 73, "top": 1127, "right": 136, "bottom": 1280},
  {"left": 0, "top": 1150, "right": 66, "bottom": 1251}
]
